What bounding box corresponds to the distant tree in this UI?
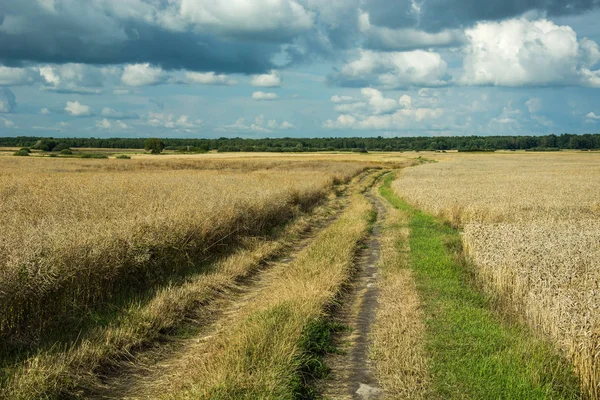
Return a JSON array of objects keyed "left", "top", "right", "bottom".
[
  {"left": 34, "top": 138, "right": 58, "bottom": 152},
  {"left": 144, "top": 138, "right": 165, "bottom": 154},
  {"left": 53, "top": 143, "right": 71, "bottom": 152}
]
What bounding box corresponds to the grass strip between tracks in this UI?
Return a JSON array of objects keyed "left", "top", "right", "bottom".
[
  {"left": 380, "top": 173, "right": 580, "bottom": 400},
  {"left": 163, "top": 193, "right": 372, "bottom": 399}
]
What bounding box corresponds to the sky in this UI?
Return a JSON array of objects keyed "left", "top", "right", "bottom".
[{"left": 1, "top": 0, "right": 600, "bottom": 139}]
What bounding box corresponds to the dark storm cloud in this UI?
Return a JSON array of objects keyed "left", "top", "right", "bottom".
[
  {"left": 1, "top": 0, "right": 599, "bottom": 74},
  {"left": 0, "top": 1, "right": 280, "bottom": 73},
  {"left": 364, "top": 0, "right": 600, "bottom": 32},
  {"left": 0, "top": 24, "right": 278, "bottom": 73}
]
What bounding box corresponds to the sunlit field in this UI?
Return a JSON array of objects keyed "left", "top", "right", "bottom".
[
  {"left": 395, "top": 152, "right": 600, "bottom": 398},
  {"left": 0, "top": 156, "right": 370, "bottom": 343}
]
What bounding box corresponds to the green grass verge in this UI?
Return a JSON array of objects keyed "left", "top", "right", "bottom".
[{"left": 380, "top": 174, "right": 580, "bottom": 400}]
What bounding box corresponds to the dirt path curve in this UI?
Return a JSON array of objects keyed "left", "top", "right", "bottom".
[
  {"left": 320, "top": 177, "right": 387, "bottom": 400},
  {"left": 85, "top": 175, "right": 370, "bottom": 400}
]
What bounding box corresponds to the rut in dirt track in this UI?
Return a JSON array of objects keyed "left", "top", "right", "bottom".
[
  {"left": 320, "top": 184, "right": 387, "bottom": 400},
  {"left": 85, "top": 188, "right": 354, "bottom": 400}
]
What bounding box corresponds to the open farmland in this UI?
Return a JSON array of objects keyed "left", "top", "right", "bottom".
[
  {"left": 394, "top": 152, "right": 600, "bottom": 398},
  {"left": 0, "top": 157, "right": 368, "bottom": 342},
  {"left": 0, "top": 151, "right": 588, "bottom": 399}
]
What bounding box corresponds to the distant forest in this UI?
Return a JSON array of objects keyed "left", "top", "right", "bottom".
[{"left": 2, "top": 133, "right": 600, "bottom": 152}]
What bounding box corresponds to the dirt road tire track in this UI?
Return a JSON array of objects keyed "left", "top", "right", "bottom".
[
  {"left": 84, "top": 175, "right": 373, "bottom": 399},
  {"left": 320, "top": 176, "right": 389, "bottom": 400}
]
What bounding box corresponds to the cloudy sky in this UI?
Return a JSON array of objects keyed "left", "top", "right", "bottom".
[{"left": 1, "top": 0, "right": 600, "bottom": 138}]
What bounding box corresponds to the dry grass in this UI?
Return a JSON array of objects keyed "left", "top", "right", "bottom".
[
  {"left": 0, "top": 156, "right": 365, "bottom": 347},
  {"left": 394, "top": 152, "right": 600, "bottom": 399},
  {"left": 370, "top": 192, "right": 430, "bottom": 399},
  {"left": 129, "top": 193, "right": 372, "bottom": 399},
  {"left": 2, "top": 190, "right": 348, "bottom": 399}
]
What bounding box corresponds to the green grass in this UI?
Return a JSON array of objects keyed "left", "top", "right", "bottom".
[{"left": 380, "top": 174, "right": 580, "bottom": 400}]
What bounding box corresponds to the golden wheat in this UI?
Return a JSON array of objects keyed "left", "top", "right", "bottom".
[
  {"left": 0, "top": 156, "right": 365, "bottom": 346},
  {"left": 394, "top": 152, "right": 600, "bottom": 399}
]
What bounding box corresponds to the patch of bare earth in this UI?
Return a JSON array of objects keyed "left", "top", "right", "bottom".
[{"left": 319, "top": 189, "right": 387, "bottom": 400}]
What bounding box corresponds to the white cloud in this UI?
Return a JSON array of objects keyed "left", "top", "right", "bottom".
[
  {"left": 0, "top": 66, "right": 36, "bottom": 86},
  {"left": 336, "top": 49, "right": 448, "bottom": 88},
  {"left": 461, "top": 18, "right": 600, "bottom": 87},
  {"left": 37, "top": 64, "right": 110, "bottom": 93},
  {"left": 39, "top": 66, "right": 60, "bottom": 86},
  {"left": 65, "top": 101, "right": 92, "bottom": 116},
  {"left": 40, "top": 108, "right": 51, "bottom": 115},
  {"left": 180, "top": 0, "right": 314, "bottom": 36},
  {"left": 323, "top": 114, "right": 357, "bottom": 129},
  {"left": 147, "top": 112, "right": 202, "bottom": 130},
  {"left": 586, "top": 112, "right": 600, "bottom": 120},
  {"left": 185, "top": 71, "right": 237, "bottom": 85},
  {"left": 98, "top": 118, "right": 128, "bottom": 129},
  {"left": 323, "top": 88, "right": 444, "bottom": 130},
  {"left": 361, "top": 88, "right": 398, "bottom": 114},
  {"left": 330, "top": 95, "right": 355, "bottom": 103},
  {"left": 251, "top": 70, "right": 281, "bottom": 87},
  {"left": 580, "top": 38, "right": 600, "bottom": 67},
  {"left": 96, "top": 118, "right": 112, "bottom": 129},
  {"left": 399, "top": 94, "right": 412, "bottom": 109},
  {"left": 252, "top": 91, "right": 278, "bottom": 100},
  {"left": 218, "top": 114, "right": 295, "bottom": 133},
  {"left": 2, "top": 118, "right": 15, "bottom": 128},
  {"left": 0, "top": 88, "right": 16, "bottom": 113},
  {"left": 331, "top": 88, "right": 413, "bottom": 115},
  {"left": 220, "top": 117, "right": 271, "bottom": 133},
  {"left": 488, "top": 102, "right": 523, "bottom": 130},
  {"left": 121, "top": 63, "right": 163, "bottom": 86},
  {"left": 526, "top": 98, "right": 543, "bottom": 113}
]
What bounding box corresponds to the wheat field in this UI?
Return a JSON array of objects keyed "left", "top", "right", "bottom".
[
  {"left": 0, "top": 156, "right": 366, "bottom": 348},
  {"left": 394, "top": 152, "right": 600, "bottom": 398}
]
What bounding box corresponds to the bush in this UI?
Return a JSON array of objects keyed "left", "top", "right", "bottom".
[
  {"left": 116, "top": 155, "right": 131, "bottom": 159},
  {"left": 60, "top": 149, "right": 73, "bottom": 155},
  {"left": 20, "top": 147, "right": 31, "bottom": 153},
  {"left": 13, "top": 149, "right": 30, "bottom": 156}
]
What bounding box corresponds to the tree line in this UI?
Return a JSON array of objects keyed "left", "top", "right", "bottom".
[{"left": 2, "top": 133, "right": 600, "bottom": 152}]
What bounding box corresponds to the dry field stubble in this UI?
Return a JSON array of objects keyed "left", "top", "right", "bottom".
[
  {"left": 394, "top": 152, "right": 600, "bottom": 398},
  {"left": 0, "top": 156, "right": 366, "bottom": 349}
]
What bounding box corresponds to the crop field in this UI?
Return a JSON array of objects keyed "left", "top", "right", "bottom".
[
  {"left": 394, "top": 152, "right": 600, "bottom": 399},
  {"left": 0, "top": 150, "right": 593, "bottom": 399}
]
